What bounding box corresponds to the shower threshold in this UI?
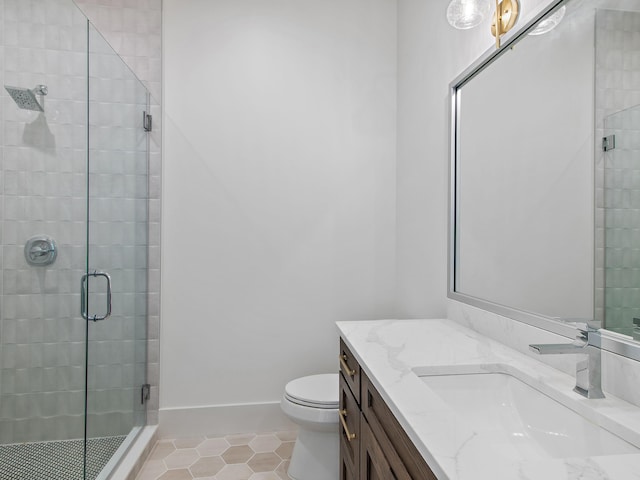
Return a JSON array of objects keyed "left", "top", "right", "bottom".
[{"left": 0, "top": 435, "right": 126, "bottom": 480}]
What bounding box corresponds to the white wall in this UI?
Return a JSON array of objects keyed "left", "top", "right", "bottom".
[
  {"left": 162, "top": 0, "right": 397, "bottom": 421},
  {"left": 160, "top": 0, "right": 580, "bottom": 431},
  {"left": 396, "top": 0, "right": 488, "bottom": 318}
]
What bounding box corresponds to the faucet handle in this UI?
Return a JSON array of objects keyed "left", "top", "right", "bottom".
[
  {"left": 560, "top": 318, "right": 601, "bottom": 335},
  {"left": 587, "top": 328, "right": 602, "bottom": 348},
  {"left": 568, "top": 325, "right": 602, "bottom": 348}
]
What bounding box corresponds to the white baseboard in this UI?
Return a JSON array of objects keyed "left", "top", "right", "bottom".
[{"left": 158, "top": 401, "right": 297, "bottom": 438}]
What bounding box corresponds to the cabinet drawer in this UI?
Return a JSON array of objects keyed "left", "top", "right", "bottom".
[
  {"left": 339, "top": 371, "right": 360, "bottom": 477},
  {"left": 339, "top": 338, "right": 361, "bottom": 404},
  {"left": 362, "top": 372, "right": 437, "bottom": 480}
]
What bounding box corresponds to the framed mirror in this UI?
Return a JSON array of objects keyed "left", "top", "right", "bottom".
[{"left": 449, "top": 0, "right": 640, "bottom": 357}]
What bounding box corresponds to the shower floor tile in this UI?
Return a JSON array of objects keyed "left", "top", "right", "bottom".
[
  {"left": 136, "top": 431, "right": 296, "bottom": 480},
  {"left": 0, "top": 435, "right": 126, "bottom": 480}
]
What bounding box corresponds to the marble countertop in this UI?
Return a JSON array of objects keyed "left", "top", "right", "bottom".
[{"left": 336, "top": 319, "right": 640, "bottom": 480}]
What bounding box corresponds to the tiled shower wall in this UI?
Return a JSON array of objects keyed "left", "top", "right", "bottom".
[
  {"left": 0, "top": 0, "right": 161, "bottom": 443},
  {"left": 595, "top": 9, "right": 640, "bottom": 334},
  {"left": 602, "top": 107, "right": 640, "bottom": 335},
  {"left": 73, "top": 0, "right": 162, "bottom": 427}
]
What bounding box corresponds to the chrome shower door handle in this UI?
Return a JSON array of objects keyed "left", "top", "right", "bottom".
[{"left": 81, "top": 271, "right": 112, "bottom": 321}]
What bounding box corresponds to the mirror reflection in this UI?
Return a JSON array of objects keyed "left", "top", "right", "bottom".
[{"left": 453, "top": 0, "right": 640, "bottom": 339}]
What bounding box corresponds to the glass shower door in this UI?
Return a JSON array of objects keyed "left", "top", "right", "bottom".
[
  {"left": 0, "top": 1, "right": 90, "bottom": 478},
  {"left": 603, "top": 104, "right": 640, "bottom": 337},
  {"left": 84, "top": 23, "right": 149, "bottom": 479}
]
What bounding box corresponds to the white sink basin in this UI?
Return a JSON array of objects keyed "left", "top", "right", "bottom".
[{"left": 419, "top": 372, "right": 639, "bottom": 459}]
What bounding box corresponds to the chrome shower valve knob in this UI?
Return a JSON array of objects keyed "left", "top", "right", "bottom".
[{"left": 24, "top": 235, "right": 57, "bottom": 266}]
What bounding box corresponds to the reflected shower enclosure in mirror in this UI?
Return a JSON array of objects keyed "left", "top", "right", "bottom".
[{"left": 449, "top": 0, "right": 640, "bottom": 348}]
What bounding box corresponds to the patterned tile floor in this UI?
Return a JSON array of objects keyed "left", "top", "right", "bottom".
[
  {"left": 0, "top": 435, "right": 126, "bottom": 480},
  {"left": 135, "top": 431, "right": 296, "bottom": 480}
]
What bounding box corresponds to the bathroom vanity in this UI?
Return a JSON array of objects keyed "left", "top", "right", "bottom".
[{"left": 338, "top": 319, "right": 640, "bottom": 479}]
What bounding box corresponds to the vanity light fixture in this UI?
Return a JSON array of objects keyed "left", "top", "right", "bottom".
[
  {"left": 446, "top": 0, "right": 491, "bottom": 30},
  {"left": 491, "top": 0, "right": 520, "bottom": 48},
  {"left": 529, "top": 6, "right": 566, "bottom": 35},
  {"left": 447, "top": 0, "right": 520, "bottom": 50}
]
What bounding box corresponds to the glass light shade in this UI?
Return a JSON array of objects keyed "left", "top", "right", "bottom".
[
  {"left": 529, "top": 6, "right": 566, "bottom": 35},
  {"left": 446, "top": 0, "right": 492, "bottom": 30}
]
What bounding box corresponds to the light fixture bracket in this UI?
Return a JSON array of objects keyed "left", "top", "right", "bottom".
[{"left": 491, "top": 0, "right": 520, "bottom": 47}]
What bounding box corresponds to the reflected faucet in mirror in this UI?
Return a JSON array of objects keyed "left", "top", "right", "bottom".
[{"left": 529, "top": 327, "right": 605, "bottom": 399}]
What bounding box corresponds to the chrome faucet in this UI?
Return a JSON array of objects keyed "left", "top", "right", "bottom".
[{"left": 529, "top": 327, "right": 605, "bottom": 399}]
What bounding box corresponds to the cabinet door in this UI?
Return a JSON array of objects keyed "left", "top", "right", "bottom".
[
  {"left": 340, "top": 372, "right": 360, "bottom": 479},
  {"left": 362, "top": 373, "right": 437, "bottom": 480},
  {"left": 360, "top": 417, "right": 399, "bottom": 480},
  {"left": 341, "top": 447, "right": 357, "bottom": 480}
]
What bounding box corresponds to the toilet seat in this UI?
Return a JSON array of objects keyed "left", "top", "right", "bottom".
[{"left": 284, "top": 374, "right": 338, "bottom": 409}]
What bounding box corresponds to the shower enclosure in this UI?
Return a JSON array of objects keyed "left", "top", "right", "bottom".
[{"left": 0, "top": 0, "right": 150, "bottom": 478}]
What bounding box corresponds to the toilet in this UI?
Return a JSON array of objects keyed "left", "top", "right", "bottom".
[{"left": 280, "top": 373, "right": 339, "bottom": 480}]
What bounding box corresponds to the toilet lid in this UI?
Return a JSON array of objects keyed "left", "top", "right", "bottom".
[{"left": 284, "top": 373, "right": 338, "bottom": 408}]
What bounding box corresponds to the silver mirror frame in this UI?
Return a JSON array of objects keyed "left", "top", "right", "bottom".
[{"left": 447, "top": 0, "right": 640, "bottom": 361}]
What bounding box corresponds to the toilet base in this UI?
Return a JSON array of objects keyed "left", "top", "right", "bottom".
[{"left": 287, "top": 426, "right": 339, "bottom": 480}]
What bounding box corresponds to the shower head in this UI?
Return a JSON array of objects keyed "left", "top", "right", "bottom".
[{"left": 4, "top": 85, "right": 48, "bottom": 112}]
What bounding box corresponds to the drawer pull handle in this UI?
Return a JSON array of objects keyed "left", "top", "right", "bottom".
[
  {"left": 339, "top": 409, "right": 356, "bottom": 441},
  {"left": 339, "top": 354, "right": 356, "bottom": 377}
]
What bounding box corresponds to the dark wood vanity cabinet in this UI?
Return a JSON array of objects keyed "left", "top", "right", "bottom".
[{"left": 339, "top": 338, "right": 437, "bottom": 480}]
